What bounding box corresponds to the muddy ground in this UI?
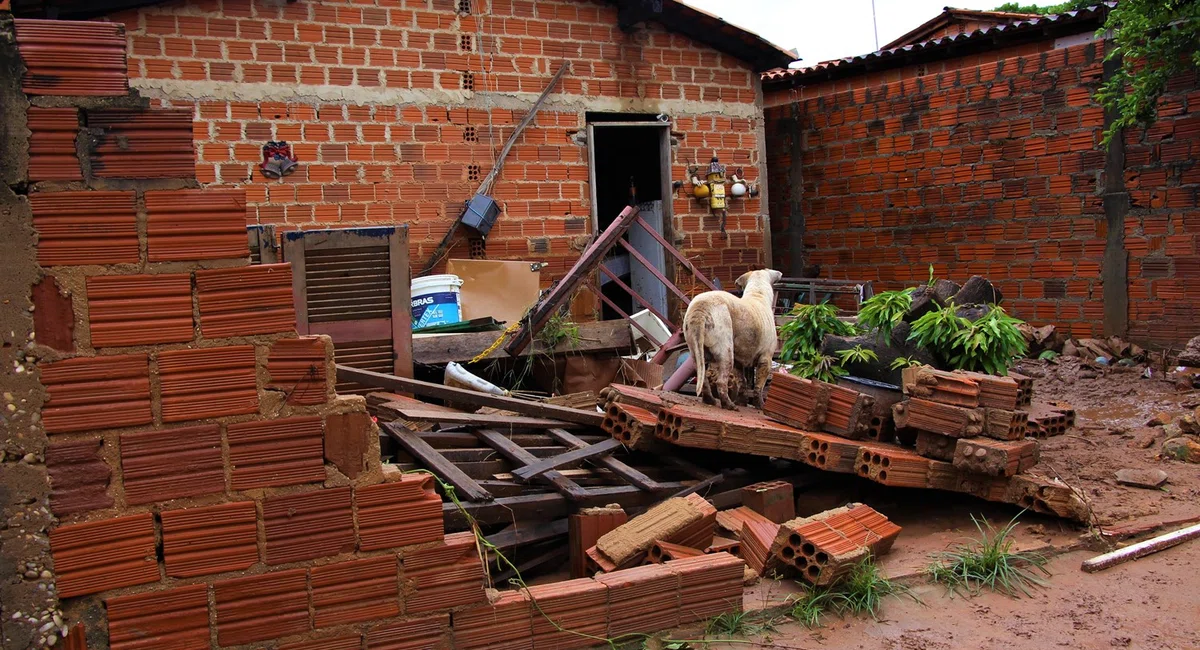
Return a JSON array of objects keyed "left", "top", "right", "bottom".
[{"left": 681, "top": 356, "right": 1200, "bottom": 650}]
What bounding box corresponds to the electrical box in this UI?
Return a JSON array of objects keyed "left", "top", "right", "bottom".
[{"left": 462, "top": 194, "right": 500, "bottom": 237}]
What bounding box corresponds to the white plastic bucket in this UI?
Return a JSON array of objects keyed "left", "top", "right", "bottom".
[{"left": 411, "top": 274, "right": 464, "bottom": 330}]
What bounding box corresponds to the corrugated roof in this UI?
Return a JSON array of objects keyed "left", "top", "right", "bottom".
[
  {"left": 762, "top": 3, "right": 1112, "bottom": 87},
  {"left": 882, "top": 7, "right": 1044, "bottom": 50}
]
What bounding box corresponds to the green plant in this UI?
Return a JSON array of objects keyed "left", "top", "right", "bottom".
[
  {"left": 835, "top": 345, "right": 879, "bottom": 366},
  {"left": 948, "top": 305, "right": 1028, "bottom": 375},
  {"left": 1038, "top": 350, "right": 1060, "bottom": 361},
  {"left": 779, "top": 303, "right": 858, "bottom": 364},
  {"left": 890, "top": 356, "right": 924, "bottom": 370},
  {"left": 1095, "top": 0, "right": 1200, "bottom": 148},
  {"left": 992, "top": 0, "right": 1094, "bottom": 15},
  {"left": 537, "top": 310, "right": 581, "bottom": 349},
  {"left": 790, "top": 352, "right": 847, "bottom": 383},
  {"left": 703, "top": 610, "right": 776, "bottom": 638},
  {"left": 907, "top": 302, "right": 969, "bottom": 353},
  {"left": 856, "top": 290, "right": 912, "bottom": 342},
  {"left": 927, "top": 264, "right": 937, "bottom": 288},
  {"left": 928, "top": 513, "right": 1050, "bottom": 598},
  {"left": 788, "top": 556, "right": 915, "bottom": 628}
]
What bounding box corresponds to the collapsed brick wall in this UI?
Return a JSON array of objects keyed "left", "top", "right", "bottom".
[
  {"left": 99, "top": 0, "right": 769, "bottom": 293},
  {"left": 764, "top": 38, "right": 1200, "bottom": 347}
]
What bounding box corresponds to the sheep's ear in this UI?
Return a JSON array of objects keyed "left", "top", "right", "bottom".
[
  {"left": 735, "top": 272, "right": 752, "bottom": 288},
  {"left": 768, "top": 269, "right": 783, "bottom": 284}
]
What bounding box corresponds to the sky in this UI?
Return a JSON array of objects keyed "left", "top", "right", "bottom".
[{"left": 680, "top": 0, "right": 1022, "bottom": 66}]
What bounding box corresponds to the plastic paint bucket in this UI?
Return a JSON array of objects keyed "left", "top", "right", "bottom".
[{"left": 411, "top": 274, "right": 464, "bottom": 329}]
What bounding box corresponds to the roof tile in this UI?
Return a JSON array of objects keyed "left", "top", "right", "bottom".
[
  {"left": 41, "top": 354, "right": 152, "bottom": 434},
  {"left": 161, "top": 501, "right": 259, "bottom": 579},
  {"left": 50, "top": 513, "right": 160, "bottom": 598},
  {"left": 86, "top": 273, "right": 194, "bottom": 348},
  {"left": 31, "top": 190, "right": 138, "bottom": 266},
  {"left": 119, "top": 424, "right": 225, "bottom": 505}
]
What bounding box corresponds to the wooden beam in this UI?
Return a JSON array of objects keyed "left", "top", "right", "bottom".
[
  {"left": 413, "top": 318, "right": 633, "bottom": 365},
  {"left": 336, "top": 365, "right": 604, "bottom": 427},
  {"left": 510, "top": 438, "right": 623, "bottom": 482},
  {"left": 545, "top": 428, "right": 664, "bottom": 492},
  {"left": 381, "top": 423, "right": 492, "bottom": 502},
  {"left": 441, "top": 484, "right": 689, "bottom": 530},
  {"left": 485, "top": 519, "right": 570, "bottom": 552},
  {"left": 414, "top": 431, "right": 607, "bottom": 449},
  {"left": 386, "top": 406, "right": 582, "bottom": 430},
  {"left": 472, "top": 429, "right": 590, "bottom": 501}
]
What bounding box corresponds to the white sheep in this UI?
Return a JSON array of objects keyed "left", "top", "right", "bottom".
[{"left": 683, "top": 269, "right": 782, "bottom": 410}]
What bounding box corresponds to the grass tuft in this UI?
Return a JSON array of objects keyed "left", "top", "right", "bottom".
[
  {"left": 703, "top": 609, "right": 776, "bottom": 638},
  {"left": 788, "top": 556, "right": 915, "bottom": 628},
  {"left": 927, "top": 513, "right": 1050, "bottom": 598}
]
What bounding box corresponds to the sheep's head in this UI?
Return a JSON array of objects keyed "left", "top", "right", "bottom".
[{"left": 735, "top": 269, "right": 783, "bottom": 289}]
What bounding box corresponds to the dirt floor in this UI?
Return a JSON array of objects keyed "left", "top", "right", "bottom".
[{"left": 672, "top": 356, "right": 1200, "bottom": 650}]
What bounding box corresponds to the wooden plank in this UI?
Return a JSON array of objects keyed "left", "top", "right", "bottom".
[
  {"left": 510, "top": 438, "right": 623, "bottom": 482},
  {"left": 504, "top": 205, "right": 640, "bottom": 356},
  {"left": 440, "top": 484, "right": 689, "bottom": 530},
  {"left": 388, "top": 225, "right": 414, "bottom": 379},
  {"left": 545, "top": 428, "right": 664, "bottom": 492},
  {"left": 472, "top": 428, "right": 590, "bottom": 501},
  {"left": 336, "top": 365, "right": 604, "bottom": 427},
  {"left": 438, "top": 446, "right": 565, "bottom": 463},
  {"left": 282, "top": 233, "right": 309, "bottom": 335},
  {"left": 485, "top": 519, "right": 570, "bottom": 552},
  {"left": 381, "top": 422, "right": 492, "bottom": 502},
  {"left": 412, "top": 319, "right": 633, "bottom": 365},
  {"left": 389, "top": 407, "right": 581, "bottom": 430},
  {"left": 414, "top": 431, "right": 607, "bottom": 449}
]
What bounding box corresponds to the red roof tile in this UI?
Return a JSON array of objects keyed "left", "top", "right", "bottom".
[
  {"left": 50, "top": 513, "right": 160, "bottom": 598},
  {"left": 402, "top": 531, "right": 487, "bottom": 614},
  {"left": 160, "top": 501, "right": 259, "bottom": 579},
  {"left": 214, "top": 568, "right": 310, "bottom": 646},
  {"left": 106, "top": 583, "right": 210, "bottom": 650},
  {"left": 30, "top": 190, "right": 138, "bottom": 266},
  {"left": 323, "top": 411, "right": 370, "bottom": 480},
  {"left": 365, "top": 614, "right": 451, "bottom": 650},
  {"left": 311, "top": 555, "right": 401, "bottom": 629},
  {"left": 226, "top": 416, "right": 325, "bottom": 490},
  {"left": 119, "top": 424, "right": 224, "bottom": 505},
  {"left": 268, "top": 336, "right": 329, "bottom": 405},
  {"left": 31, "top": 276, "right": 75, "bottom": 352},
  {"left": 195, "top": 263, "right": 296, "bottom": 338},
  {"left": 86, "top": 273, "right": 194, "bottom": 348},
  {"left": 355, "top": 474, "right": 443, "bottom": 552},
  {"left": 14, "top": 19, "right": 128, "bottom": 97},
  {"left": 157, "top": 345, "right": 258, "bottom": 423},
  {"left": 45, "top": 437, "right": 113, "bottom": 517},
  {"left": 262, "top": 487, "right": 355, "bottom": 565},
  {"left": 41, "top": 354, "right": 152, "bottom": 434},
  {"left": 145, "top": 188, "right": 249, "bottom": 262},
  {"left": 27, "top": 107, "right": 81, "bottom": 181},
  {"left": 453, "top": 590, "right": 534, "bottom": 650},
  {"left": 87, "top": 109, "right": 196, "bottom": 179}
]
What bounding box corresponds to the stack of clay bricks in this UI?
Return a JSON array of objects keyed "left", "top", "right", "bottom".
[
  {"left": 584, "top": 494, "right": 719, "bottom": 572},
  {"left": 715, "top": 501, "right": 901, "bottom": 585},
  {"left": 604, "top": 371, "right": 1090, "bottom": 523}
]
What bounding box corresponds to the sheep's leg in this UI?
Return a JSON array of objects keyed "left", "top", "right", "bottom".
[
  {"left": 714, "top": 357, "right": 737, "bottom": 411},
  {"left": 751, "top": 355, "right": 772, "bottom": 409},
  {"left": 699, "top": 352, "right": 719, "bottom": 406}
]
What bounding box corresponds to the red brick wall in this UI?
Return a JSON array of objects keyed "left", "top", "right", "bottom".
[
  {"left": 764, "top": 39, "right": 1200, "bottom": 347},
  {"left": 102, "top": 0, "right": 768, "bottom": 290}
]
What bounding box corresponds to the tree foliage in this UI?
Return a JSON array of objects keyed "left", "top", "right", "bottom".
[
  {"left": 1095, "top": 0, "right": 1200, "bottom": 146},
  {"left": 992, "top": 0, "right": 1094, "bottom": 15}
]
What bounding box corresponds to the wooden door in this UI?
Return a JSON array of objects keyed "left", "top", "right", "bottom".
[{"left": 282, "top": 226, "right": 413, "bottom": 393}]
